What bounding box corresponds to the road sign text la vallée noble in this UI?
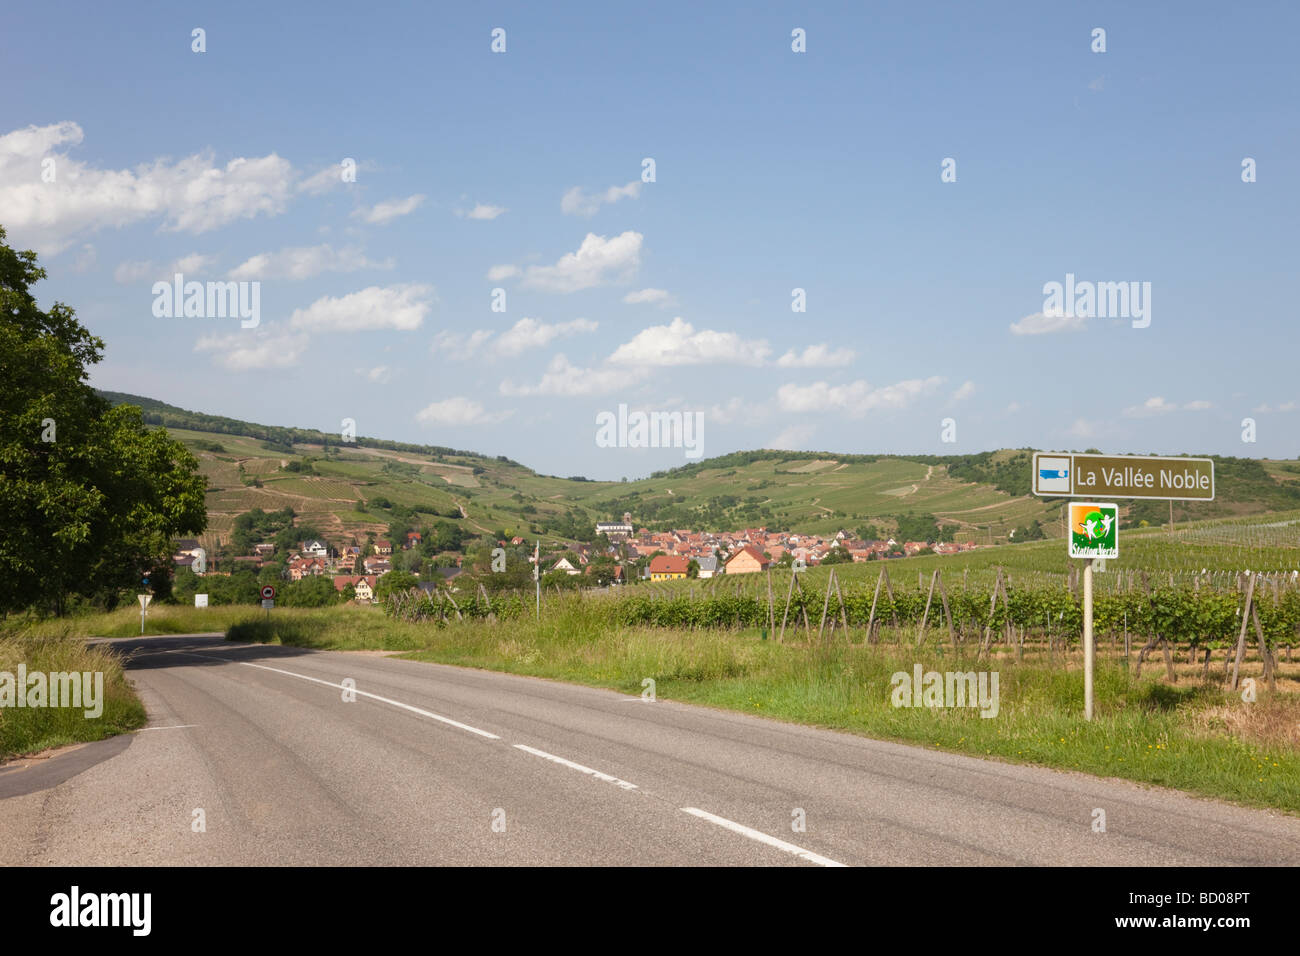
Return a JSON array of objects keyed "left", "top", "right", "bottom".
[{"left": 1031, "top": 452, "right": 1214, "bottom": 501}]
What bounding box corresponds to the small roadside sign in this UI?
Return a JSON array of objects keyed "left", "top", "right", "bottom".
[
  {"left": 1067, "top": 502, "right": 1118, "bottom": 559},
  {"left": 261, "top": 585, "right": 276, "bottom": 600},
  {"left": 138, "top": 594, "right": 152, "bottom": 610},
  {"left": 261, "top": 598, "right": 275, "bottom": 610},
  {"left": 1032, "top": 452, "right": 1213, "bottom": 501},
  {"left": 194, "top": 594, "right": 208, "bottom": 608}
]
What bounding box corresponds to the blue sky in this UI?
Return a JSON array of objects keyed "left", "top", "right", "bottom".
[{"left": 3, "top": 1, "right": 1297, "bottom": 478}]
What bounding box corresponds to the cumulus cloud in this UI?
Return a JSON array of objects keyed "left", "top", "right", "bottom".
[
  {"left": 561, "top": 181, "right": 641, "bottom": 217},
  {"left": 458, "top": 203, "right": 506, "bottom": 220},
  {"left": 415, "top": 397, "right": 513, "bottom": 426},
  {"left": 623, "top": 288, "right": 672, "bottom": 305},
  {"left": 950, "top": 380, "right": 976, "bottom": 402},
  {"left": 776, "top": 377, "right": 944, "bottom": 417},
  {"left": 1010, "top": 311, "right": 1088, "bottom": 335},
  {"left": 357, "top": 365, "right": 392, "bottom": 384},
  {"left": 1122, "top": 397, "right": 1212, "bottom": 417},
  {"left": 500, "top": 353, "right": 647, "bottom": 397},
  {"left": 486, "top": 264, "right": 521, "bottom": 281},
  {"left": 227, "top": 244, "right": 393, "bottom": 280},
  {"left": 776, "top": 344, "right": 855, "bottom": 368},
  {"left": 0, "top": 122, "right": 297, "bottom": 253},
  {"left": 194, "top": 325, "right": 309, "bottom": 370},
  {"left": 288, "top": 283, "right": 434, "bottom": 332},
  {"left": 352, "top": 193, "right": 425, "bottom": 225},
  {"left": 433, "top": 318, "right": 597, "bottom": 361},
  {"left": 113, "top": 253, "right": 217, "bottom": 284},
  {"left": 511, "top": 231, "right": 642, "bottom": 293},
  {"left": 609, "top": 317, "right": 770, "bottom": 367}
]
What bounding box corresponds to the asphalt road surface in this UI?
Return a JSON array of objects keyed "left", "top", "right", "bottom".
[{"left": 2, "top": 634, "right": 1298, "bottom": 866}]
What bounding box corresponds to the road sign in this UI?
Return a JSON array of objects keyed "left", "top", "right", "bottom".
[
  {"left": 194, "top": 594, "right": 208, "bottom": 608},
  {"left": 1032, "top": 452, "right": 1213, "bottom": 501},
  {"left": 1067, "top": 502, "right": 1118, "bottom": 559},
  {"left": 138, "top": 594, "right": 152, "bottom": 610},
  {"left": 261, "top": 598, "right": 275, "bottom": 610},
  {"left": 261, "top": 585, "right": 276, "bottom": 599}
]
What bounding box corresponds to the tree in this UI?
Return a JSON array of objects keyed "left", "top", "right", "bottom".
[
  {"left": 687, "top": 559, "right": 700, "bottom": 578},
  {"left": 0, "top": 227, "right": 207, "bottom": 614},
  {"left": 374, "top": 570, "right": 418, "bottom": 602}
]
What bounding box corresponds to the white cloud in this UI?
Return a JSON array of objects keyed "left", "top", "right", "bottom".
[
  {"left": 1066, "top": 418, "right": 1098, "bottom": 438},
  {"left": 776, "top": 344, "right": 855, "bottom": 368},
  {"left": 357, "top": 365, "right": 392, "bottom": 384},
  {"left": 1006, "top": 401, "right": 1022, "bottom": 413},
  {"left": 767, "top": 424, "right": 818, "bottom": 450},
  {"left": 288, "top": 283, "right": 434, "bottom": 332},
  {"left": 0, "top": 122, "right": 297, "bottom": 253},
  {"left": 194, "top": 325, "right": 309, "bottom": 370},
  {"left": 776, "top": 377, "right": 944, "bottom": 417},
  {"left": 609, "top": 317, "right": 770, "bottom": 367},
  {"left": 500, "top": 353, "right": 647, "bottom": 397},
  {"left": 950, "top": 380, "right": 977, "bottom": 402},
  {"left": 415, "top": 397, "right": 513, "bottom": 427},
  {"left": 1253, "top": 401, "right": 1298, "bottom": 413},
  {"left": 432, "top": 318, "right": 598, "bottom": 361},
  {"left": 69, "top": 244, "right": 96, "bottom": 272},
  {"left": 494, "top": 317, "right": 599, "bottom": 357},
  {"left": 352, "top": 194, "right": 425, "bottom": 225},
  {"left": 227, "top": 244, "right": 392, "bottom": 280},
  {"left": 561, "top": 181, "right": 641, "bottom": 217},
  {"left": 1122, "top": 397, "right": 1212, "bottom": 417},
  {"left": 113, "top": 253, "right": 217, "bottom": 284},
  {"left": 623, "top": 288, "right": 672, "bottom": 305},
  {"left": 516, "top": 231, "right": 643, "bottom": 293},
  {"left": 431, "top": 329, "right": 494, "bottom": 361},
  {"left": 459, "top": 203, "right": 506, "bottom": 220},
  {"left": 1010, "top": 311, "right": 1088, "bottom": 335},
  {"left": 296, "top": 162, "right": 368, "bottom": 195},
  {"left": 486, "top": 264, "right": 520, "bottom": 281}
]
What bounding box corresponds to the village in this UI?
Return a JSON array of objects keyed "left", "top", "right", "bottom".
[{"left": 169, "top": 509, "right": 982, "bottom": 603}]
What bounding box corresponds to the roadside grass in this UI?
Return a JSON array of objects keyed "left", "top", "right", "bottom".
[
  {"left": 0, "top": 629, "right": 146, "bottom": 761},
  {"left": 220, "top": 600, "right": 1300, "bottom": 814}
]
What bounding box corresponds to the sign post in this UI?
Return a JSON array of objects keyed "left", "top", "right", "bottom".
[
  {"left": 138, "top": 593, "right": 152, "bottom": 634},
  {"left": 1066, "top": 501, "right": 1118, "bottom": 721},
  {"left": 1033, "top": 450, "right": 1215, "bottom": 723},
  {"left": 261, "top": 585, "right": 276, "bottom": 619}
]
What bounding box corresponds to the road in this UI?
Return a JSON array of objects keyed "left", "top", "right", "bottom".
[{"left": 2, "top": 634, "right": 1298, "bottom": 866}]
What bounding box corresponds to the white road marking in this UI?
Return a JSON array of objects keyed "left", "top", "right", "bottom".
[
  {"left": 135, "top": 724, "right": 199, "bottom": 732},
  {"left": 680, "top": 807, "right": 847, "bottom": 867},
  {"left": 233, "top": 660, "right": 501, "bottom": 740},
  {"left": 513, "top": 744, "right": 639, "bottom": 790}
]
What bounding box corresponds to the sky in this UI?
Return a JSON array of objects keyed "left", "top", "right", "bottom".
[{"left": 3, "top": 1, "right": 1298, "bottom": 479}]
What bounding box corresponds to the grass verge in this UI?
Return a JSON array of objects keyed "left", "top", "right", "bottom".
[{"left": 222, "top": 600, "right": 1300, "bottom": 814}]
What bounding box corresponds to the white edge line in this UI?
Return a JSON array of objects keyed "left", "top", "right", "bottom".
[
  {"left": 681, "top": 807, "right": 847, "bottom": 867},
  {"left": 233, "top": 660, "right": 500, "bottom": 740},
  {"left": 513, "top": 744, "right": 638, "bottom": 790},
  {"left": 136, "top": 724, "right": 199, "bottom": 732}
]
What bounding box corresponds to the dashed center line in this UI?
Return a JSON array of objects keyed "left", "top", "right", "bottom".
[
  {"left": 231, "top": 659, "right": 501, "bottom": 740},
  {"left": 513, "top": 744, "right": 639, "bottom": 790},
  {"left": 681, "top": 807, "right": 846, "bottom": 867}
]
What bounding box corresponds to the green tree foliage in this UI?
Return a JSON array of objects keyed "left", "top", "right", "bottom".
[
  {"left": 374, "top": 570, "right": 418, "bottom": 602},
  {"left": 0, "top": 227, "right": 207, "bottom": 614}
]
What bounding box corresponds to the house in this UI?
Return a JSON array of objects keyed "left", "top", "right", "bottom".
[
  {"left": 510, "top": 536, "right": 526, "bottom": 546},
  {"left": 595, "top": 512, "right": 634, "bottom": 541},
  {"left": 363, "top": 556, "right": 391, "bottom": 575},
  {"left": 373, "top": 539, "right": 392, "bottom": 555},
  {"left": 253, "top": 543, "right": 276, "bottom": 557},
  {"left": 333, "top": 575, "right": 377, "bottom": 603},
  {"left": 302, "top": 539, "right": 329, "bottom": 559},
  {"left": 695, "top": 555, "right": 719, "bottom": 578},
  {"left": 289, "top": 557, "right": 327, "bottom": 581},
  {"left": 552, "top": 557, "right": 581, "bottom": 576},
  {"left": 725, "top": 545, "right": 769, "bottom": 575},
  {"left": 405, "top": 531, "right": 422, "bottom": 549},
  {"left": 648, "top": 554, "right": 690, "bottom": 580}
]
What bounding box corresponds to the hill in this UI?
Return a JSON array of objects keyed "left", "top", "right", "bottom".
[{"left": 97, "top": 392, "right": 1300, "bottom": 556}]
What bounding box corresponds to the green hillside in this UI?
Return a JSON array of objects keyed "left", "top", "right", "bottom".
[{"left": 98, "top": 392, "right": 1300, "bottom": 556}]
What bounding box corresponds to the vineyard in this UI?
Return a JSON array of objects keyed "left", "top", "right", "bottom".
[{"left": 385, "top": 564, "right": 1300, "bottom": 688}]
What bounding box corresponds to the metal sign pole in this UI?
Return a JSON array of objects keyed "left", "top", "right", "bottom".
[{"left": 1083, "top": 557, "right": 1094, "bottom": 721}]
